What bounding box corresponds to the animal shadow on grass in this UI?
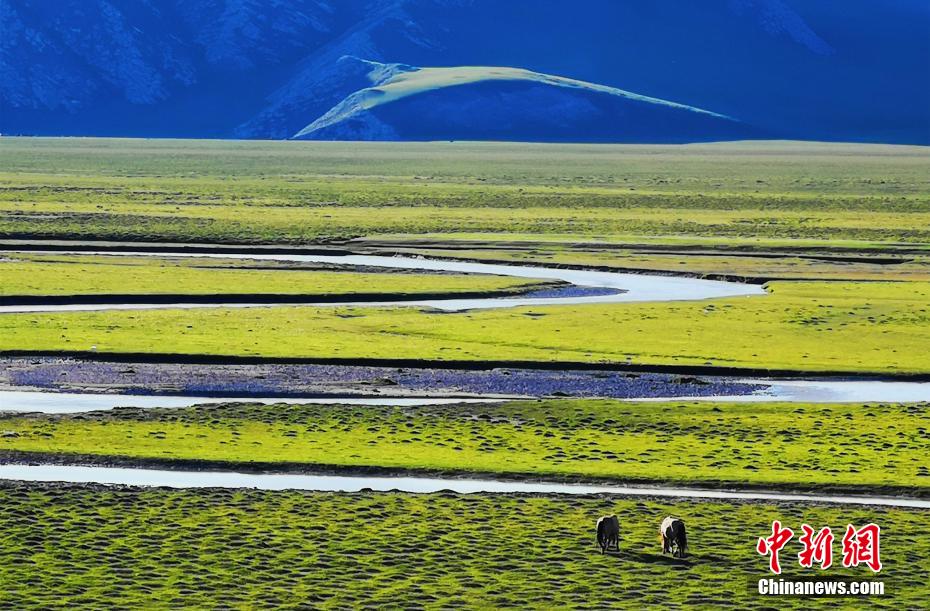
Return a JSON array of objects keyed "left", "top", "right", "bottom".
[{"left": 612, "top": 550, "right": 694, "bottom": 568}]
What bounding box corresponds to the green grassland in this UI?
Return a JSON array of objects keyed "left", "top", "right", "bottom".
[
  {"left": 2, "top": 400, "right": 927, "bottom": 491},
  {"left": 2, "top": 138, "right": 929, "bottom": 247},
  {"left": 3, "top": 280, "right": 928, "bottom": 374},
  {"left": 0, "top": 484, "right": 923, "bottom": 609},
  {"left": 1, "top": 138, "right": 928, "bottom": 609},
  {"left": 3, "top": 136, "right": 929, "bottom": 611},
  {"left": 0, "top": 253, "right": 546, "bottom": 297}
]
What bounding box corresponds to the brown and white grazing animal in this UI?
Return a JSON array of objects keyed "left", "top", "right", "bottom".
[
  {"left": 596, "top": 514, "right": 620, "bottom": 553},
  {"left": 660, "top": 516, "right": 688, "bottom": 558}
]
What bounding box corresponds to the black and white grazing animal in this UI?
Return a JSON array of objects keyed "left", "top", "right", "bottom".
[
  {"left": 660, "top": 516, "right": 688, "bottom": 558},
  {"left": 596, "top": 515, "right": 620, "bottom": 554}
]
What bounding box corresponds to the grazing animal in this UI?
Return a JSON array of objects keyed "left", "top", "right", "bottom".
[
  {"left": 660, "top": 516, "right": 688, "bottom": 558},
  {"left": 596, "top": 514, "right": 620, "bottom": 553}
]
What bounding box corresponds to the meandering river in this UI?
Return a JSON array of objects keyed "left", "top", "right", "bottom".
[
  {"left": 0, "top": 250, "right": 765, "bottom": 312},
  {"left": 1, "top": 247, "right": 926, "bottom": 501}
]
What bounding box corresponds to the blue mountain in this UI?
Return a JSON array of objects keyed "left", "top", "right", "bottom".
[{"left": 1, "top": 0, "right": 928, "bottom": 144}]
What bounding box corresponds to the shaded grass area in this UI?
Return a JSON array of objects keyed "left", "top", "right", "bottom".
[
  {"left": 0, "top": 484, "right": 924, "bottom": 609},
  {"left": 3, "top": 281, "right": 929, "bottom": 374},
  {"left": 2, "top": 139, "right": 929, "bottom": 246},
  {"left": 1, "top": 400, "right": 927, "bottom": 491},
  {"left": 0, "top": 253, "right": 546, "bottom": 297}
]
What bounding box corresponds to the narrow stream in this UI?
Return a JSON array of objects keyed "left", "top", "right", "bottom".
[
  {"left": 0, "top": 250, "right": 765, "bottom": 313},
  {"left": 637, "top": 379, "right": 930, "bottom": 403},
  {"left": 0, "top": 390, "right": 504, "bottom": 414},
  {"left": 3, "top": 380, "right": 929, "bottom": 414},
  {"left": 1, "top": 464, "right": 925, "bottom": 508}
]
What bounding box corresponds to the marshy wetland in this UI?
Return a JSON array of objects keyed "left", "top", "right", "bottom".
[{"left": 1, "top": 138, "right": 928, "bottom": 608}]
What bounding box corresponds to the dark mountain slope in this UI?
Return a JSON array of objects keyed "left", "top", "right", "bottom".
[{"left": 1, "top": 0, "right": 927, "bottom": 143}]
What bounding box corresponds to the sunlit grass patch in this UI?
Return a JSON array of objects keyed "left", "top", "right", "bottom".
[
  {"left": 0, "top": 252, "right": 548, "bottom": 297},
  {"left": 1, "top": 399, "right": 926, "bottom": 491},
  {"left": 3, "top": 281, "right": 928, "bottom": 374},
  {"left": 1, "top": 139, "right": 928, "bottom": 245}
]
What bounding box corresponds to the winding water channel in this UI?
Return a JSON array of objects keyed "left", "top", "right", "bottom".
[
  {"left": 0, "top": 250, "right": 765, "bottom": 312},
  {"left": 1, "top": 464, "right": 926, "bottom": 508},
  {"left": 2, "top": 247, "right": 927, "bottom": 500}
]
